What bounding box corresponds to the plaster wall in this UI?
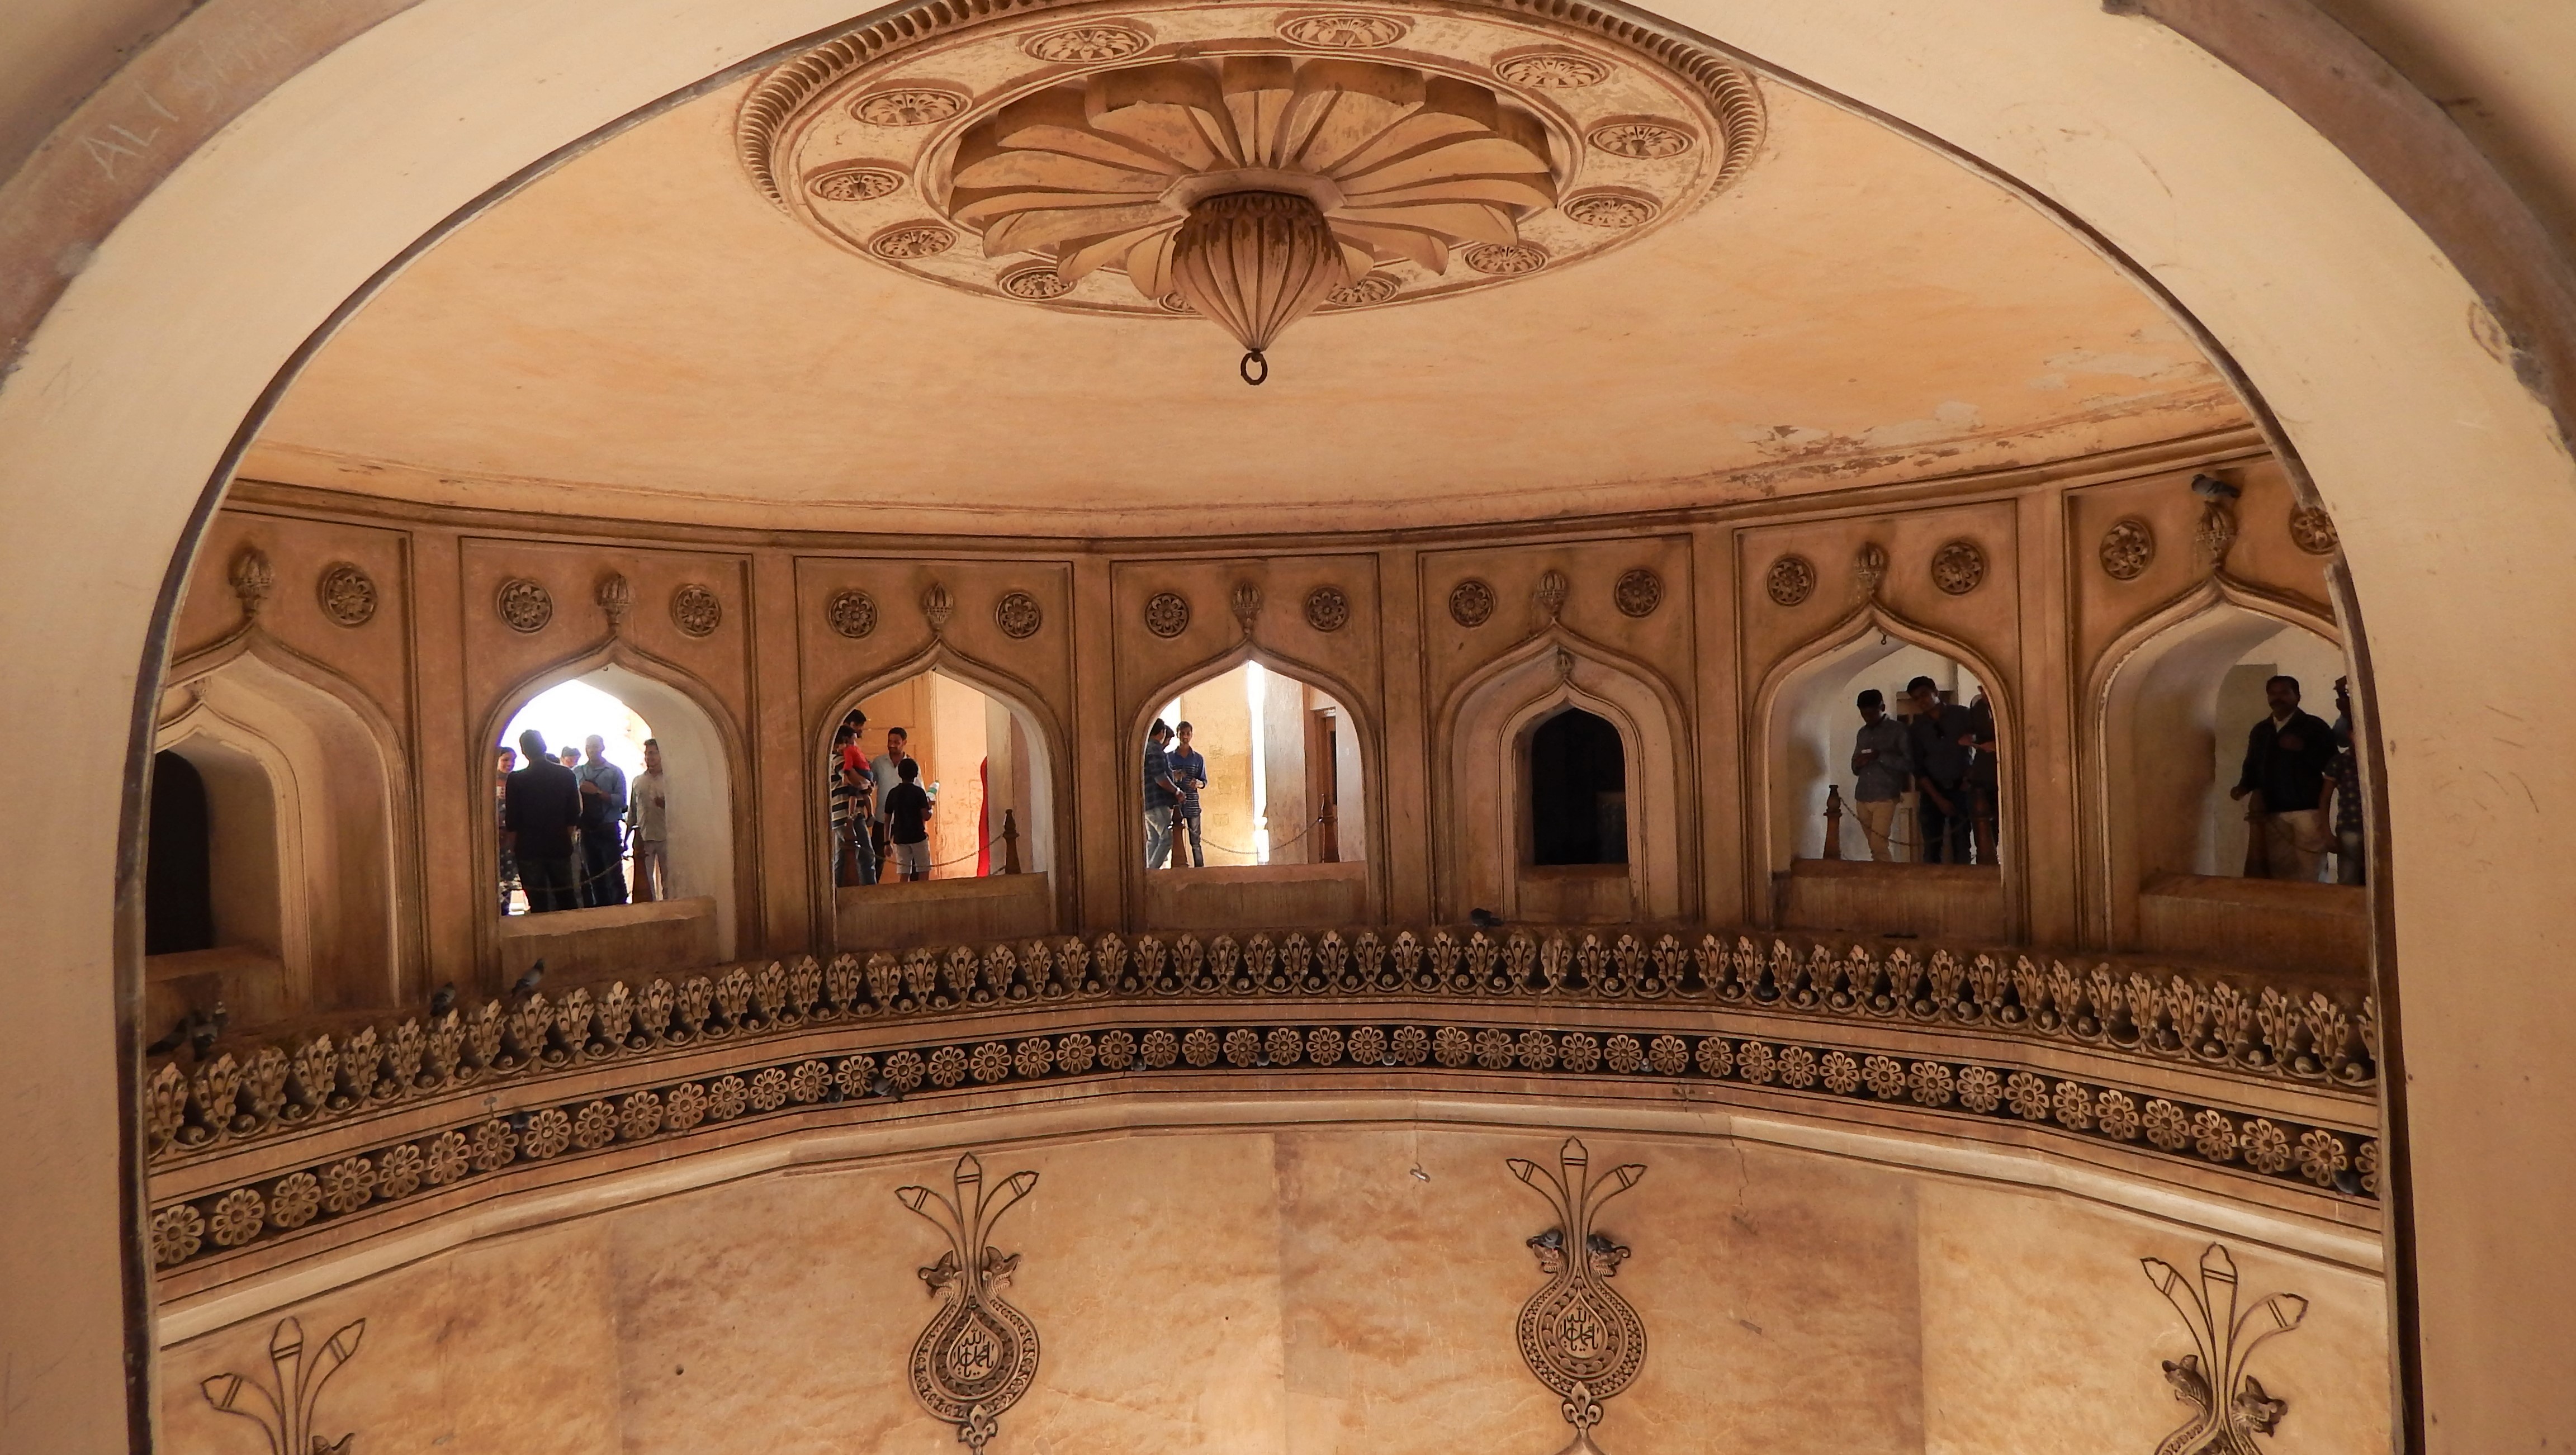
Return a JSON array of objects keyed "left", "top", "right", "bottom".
[{"left": 150, "top": 1123, "right": 2388, "bottom": 1455}]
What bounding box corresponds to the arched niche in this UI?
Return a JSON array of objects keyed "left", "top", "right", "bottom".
[
  {"left": 153, "top": 642, "right": 415, "bottom": 1020},
  {"left": 2085, "top": 584, "right": 2350, "bottom": 954},
  {"left": 813, "top": 646, "right": 1068, "bottom": 946},
  {"left": 1752, "top": 607, "right": 2015, "bottom": 940},
  {"left": 479, "top": 650, "right": 747, "bottom": 978},
  {"left": 1439, "top": 638, "right": 1688, "bottom": 926},
  {"left": 1130, "top": 644, "right": 1384, "bottom": 930},
  {"left": 1149, "top": 660, "right": 1368, "bottom": 869}
]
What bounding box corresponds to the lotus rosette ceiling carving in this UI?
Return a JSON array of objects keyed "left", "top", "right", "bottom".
[{"left": 740, "top": 0, "right": 1763, "bottom": 368}]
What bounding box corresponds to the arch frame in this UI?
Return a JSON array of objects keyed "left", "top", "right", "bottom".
[
  {"left": 1746, "top": 598, "right": 2023, "bottom": 936},
  {"left": 1123, "top": 637, "right": 1390, "bottom": 927},
  {"left": 470, "top": 631, "right": 757, "bottom": 983},
  {"left": 1433, "top": 625, "right": 1697, "bottom": 926},
  {"left": 157, "top": 625, "right": 425, "bottom": 1010},
  {"left": 2074, "top": 570, "right": 2347, "bottom": 949},
  {"left": 807, "top": 637, "right": 1077, "bottom": 938}
]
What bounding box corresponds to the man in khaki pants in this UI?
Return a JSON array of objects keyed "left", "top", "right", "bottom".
[
  {"left": 2230, "top": 675, "right": 2338, "bottom": 880},
  {"left": 1849, "top": 689, "right": 1913, "bottom": 861}
]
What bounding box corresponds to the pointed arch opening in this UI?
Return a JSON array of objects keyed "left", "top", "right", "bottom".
[
  {"left": 150, "top": 646, "right": 413, "bottom": 1029},
  {"left": 484, "top": 658, "right": 740, "bottom": 985},
  {"left": 1133, "top": 652, "right": 1379, "bottom": 932},
  {"left": 1755, "top": 611, "right": 2011, "bottom": 942},
  {"left": 2090, "top": 593, "right": 2363, "bottom": 977},
  {"left": 815, "top": 655, "right": 1063, "bottom": 950}
]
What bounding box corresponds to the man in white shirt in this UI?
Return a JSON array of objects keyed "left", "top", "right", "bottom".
[
  {"left": 869, "top": 727, "right": 911, "bottom": 870},
  {"left": 627, "top": 738, "right": 669, "bottom": 902}
]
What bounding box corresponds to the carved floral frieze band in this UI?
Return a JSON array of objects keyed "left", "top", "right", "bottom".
[
  {"left": 1510, "top": 1138, "right": 1646, "bottom": 1454},
  {"left": 899, "top": 1155, "right": 1042, "bottom": 1452},
  {"left": 144, "top": 929, "right": 2378, "bottom": 1277},
  {"left": 2143, "top": 1243, "right": 2304, "bottom": 1454}
]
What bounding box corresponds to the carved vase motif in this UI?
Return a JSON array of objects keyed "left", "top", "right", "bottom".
[
  {"left": 899, "top": 1154, "right": 1042, "bottom": 1453},
  {"left": 1509, "top": 1138, "right": 1647, "bottom": 1455}
]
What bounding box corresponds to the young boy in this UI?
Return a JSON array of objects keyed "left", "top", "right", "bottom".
[{"left": 884, "top": 757, "right": 934, "bottom": 881}]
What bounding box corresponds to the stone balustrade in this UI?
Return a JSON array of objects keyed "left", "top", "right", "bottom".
[{"left": 144, "top": 925, "right": 2382, "bottom": 1289}]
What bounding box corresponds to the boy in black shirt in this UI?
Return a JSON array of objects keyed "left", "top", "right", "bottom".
[{"left": 884, "top": 758, "right": 934, "bottom": 881}]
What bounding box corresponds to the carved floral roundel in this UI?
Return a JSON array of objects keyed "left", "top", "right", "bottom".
[
  {"left": 827, "top": 589, "right": 878, "bottom": 638},
  {"left": 1613, "top": 567, "right": 1662, "bottom": 618},
  {"left": 995, "top": 590, "right": 1044, "bottom": 638},
  {"left": 496, "top": 578, "right": 553, "bottom": 633},
  {"left": 1144, "top": 591, "right": 1191, "bottom": 638},
  {"left": 318, "top": 562, "right": 377, "bottom": 627},
  {"left": 1764, "top": 554, "right": 1815, "bottom": 607},
  {"left": 2288, "top": 506, "right": 2340, "bottom": 555},
  {"left": 741, "top": 0, "right": 1766, "bottom": 320},
  {"left": 1930, "top": 540, "right": 1986, "bottom": 596},
  {"left": 1305, "top": 585, "right": 1351, "bottom": 632},
  {"left": 671, "top": 584, "right": 722, "bottom": 637},
  {"left": 1450, "top": 578, "right": 1497, "bottom": 628},
  {"left": 2099, "top": 518, "right": 2154, "bottom": 581}
]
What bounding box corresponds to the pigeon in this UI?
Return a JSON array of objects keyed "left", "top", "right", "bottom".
[
  {"left": 144, "top": 1015, "right": 193, "bottom": 1057},
  {"left": 510, "top": 960, "right": 546, "bottom": 999},
  {"left": 190, "top": 1004, "right": 228, "bottom": 1060},
  {"left": 428, "top": 981, "right": 457, "bottom": 1018},
  {"left": 1469, "top": 907, "right": 1503, "bottom": 930},
  {"left": 2190, "top": 472, "right": 2242, "bottom": 500},
  {"left": 869, "top": 1075, "right": 902, "bottom": 1102}
]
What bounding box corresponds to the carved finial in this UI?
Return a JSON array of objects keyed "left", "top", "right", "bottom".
[
  {"left": 922, "top": 581, "right": 955, "bottom": 635},
  {"left": 2191, "top": 472, "right": 2242, "bottom": 572},
  {"left": 596, "top": 572, "right": 633, "bottom": 631},
  {"left": 1229, "top": 581, "right": 1262, "bottom": 635},
  {"left": 1853, "top": 542, "right": 1888, "bottom": 600},
  {"left": 1536, "top": 569, "right": 1569, "bottom": 623},
  {"left": 229, "top": 547, "right": 274, "bottom": 622}
]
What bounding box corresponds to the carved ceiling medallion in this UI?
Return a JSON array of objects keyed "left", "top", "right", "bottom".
[
  {"left": 1305, "top": 584, "right": 1351, "bottom": 631},
  {"left": 740, "top": 0, "right": 1764, "bottom": 346}
]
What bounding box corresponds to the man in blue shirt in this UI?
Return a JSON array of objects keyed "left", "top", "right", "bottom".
[
  {"left": 576, "top": 734, "right": 629, "bottom": 905},
  {"left": 1168, "top": 720, "right": 1209, "bottom": 867},
  {"left": 1143, "top": 719, "right": 1182, "bottom": 869}
]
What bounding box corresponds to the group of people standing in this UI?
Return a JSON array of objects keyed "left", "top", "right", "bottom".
[
  {"left": 1848, "top": 675, "right": 2001, "bottom": 864},
  {"left": 1142, "top": 718, "right": 1208, "bottom": 868},
  {"left": 496, "top": 730, "right": 668, "bottom": 913},
  {"left": 829, "top": 712, "right": 937, "bottom": 885}
]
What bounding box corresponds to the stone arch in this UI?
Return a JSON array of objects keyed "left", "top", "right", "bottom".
[
  {"left": 475, "top": 640, "right": 750, "bottom": 974},
  {"left": 2080, "top": 577, "right": 2347, "bottom": 950},
  {"left": 1127, "top": 641, "right": 1385, "bottom": 927},
  {"left": 810, "top": 641, "right": 1071, "bottom": 935},
  {"left": 1437, "top": 632, "right": 1691, "bottom": 925},
  {"left": 154, "top": 634, "right": 420, "bottom": 1016},
  {"left": 1750, "top": 603, "right": 2019, "bottom": 935}
]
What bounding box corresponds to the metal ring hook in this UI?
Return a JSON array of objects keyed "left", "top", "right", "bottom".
[{"left": 1240, "top": 349, "right": 1268, "bottom": 386}]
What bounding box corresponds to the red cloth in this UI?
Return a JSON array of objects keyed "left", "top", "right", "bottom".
[{"left": 976, "top": 757, "right": 991, "bottom": 876}]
